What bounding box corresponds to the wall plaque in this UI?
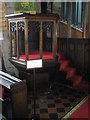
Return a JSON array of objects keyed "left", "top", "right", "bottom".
[
  {"left": 27, "top": 59, "right": 42, "bottom": 69},
  {"left": 14, "top": 1, "right": 36, "bottom": 14}
]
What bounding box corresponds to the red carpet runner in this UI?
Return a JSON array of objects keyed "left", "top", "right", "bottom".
[{"left": 63, "top": 96, "right": 89, "bottom": 119}]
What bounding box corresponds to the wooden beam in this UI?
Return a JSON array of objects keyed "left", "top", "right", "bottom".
[
  {"left": 9, "top": 22, "right": 12, "bottom": 57},
  {"left": 41, "top": 2, "right": 47, "bottom": 13},
  {"left": 51, "top": 2, "right": 53, "bottom": 13},
  {"left": 83, "top": 3, "right": 88, "bottom": 38},
  {"left": 88, "top": 2, "right": 90, "bottom": 38},
  {"left": 39, "top": 21, "right": 43, "bottom": 58},
  {"left": 16, "top": 22, "right": 19, "bottom": 59},
  {"left": 19, "top": 31, "right": 21, "bottom": 57},
  {"left": 14, "top": 31, "right": 17, "bottom": 56},
  {"left": 52, "top": 21, "right": 57, "bottom": 59},
  {"left": 67, "top": 2, "right": 71, "bottom": 38},
  {"left": 25, "top": 19, "right": 29, "bottom": 61}
]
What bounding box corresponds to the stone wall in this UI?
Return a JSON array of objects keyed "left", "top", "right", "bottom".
[{"left": 2, "top": 2, "right": 18, "bottom": 76}]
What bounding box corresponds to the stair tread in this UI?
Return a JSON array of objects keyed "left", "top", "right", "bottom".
[
  {"left": 66, "top": 75, "right": 82, "bottom": 87},
  {"left": 57, "top": 52, "right": 82, "bottom": 87},
  {"left": 57, "top": 52, "right": 62, "bottom": 56},
  {"left": 58, "top": 59, "right": 69, "bottom": 63},
  {"left": 66, "top": 68, "right": 76, "bottom": 79},
  {"left": 59, "top": 60, "right": 69, "bottom": 71},
  {"left": 70, "top": 75, "right": 82, "bottom": 81},
  {"left": 63, "top": 67, "right": 76, "bottom": 72}
]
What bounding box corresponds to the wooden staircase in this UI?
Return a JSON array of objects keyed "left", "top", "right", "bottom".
[{"left": 56, "top": 53, "right": 82, "bottom": 87}]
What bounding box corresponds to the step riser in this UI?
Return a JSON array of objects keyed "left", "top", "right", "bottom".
[
  {"left": 59, "top": 62, "right": 69, "bottom": 71},
  {"left": 56, "top": 53, "right": 82, "bottom": 87},
  {"left": 66, "top": 70, "right": 75, "bottom": 79},
  {"left": 73, "top": 79, "right": 82, "bottom": 87}
]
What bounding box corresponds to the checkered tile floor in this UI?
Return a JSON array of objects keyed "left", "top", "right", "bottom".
[{"left": 28, "top": 84, "right": 87, "bottom": 119}]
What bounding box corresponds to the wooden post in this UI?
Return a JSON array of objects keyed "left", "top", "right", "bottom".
[
  {"left": 33, "top": 68, "right": 36, "bottom": 118},
  {"left": 67, "top": 2, "right": 71, "bottom": 38},
  {"left": 88, "top": 2, "right": 90, "bottom": 38},
  {"left": 14, "top": 31, "right": 17, "bottom": 57},
  {"left": 40, "top": 21, "right": 43, "bottom": 58},
  {"left": 83, "top": 3, "right": 88, "bottom": 38},
  {"left": 41, "top": 2, "right": 47, "bottom": 13},
  {"left": 67, "top": 2, "right": 71, "bottom": 57},
  {"left": 9, "top": 22, "right": 12, "bottom": 57},
  {"left": 16, "top": 22, "right": 19, "bottom": 59},
  {"left": 25, "top": 19, "right": 29, "bottom": 61},
  {"left": 51, "top": 2, "right": 53, "bottom": 13},
  {"left": 52, "top": 21, "right": 57, "bottom": 59},
  {"left": 18, "top": 31, "right": 21, "bottom": 56}
]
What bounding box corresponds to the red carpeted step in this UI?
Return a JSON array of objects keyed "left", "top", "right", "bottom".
[
  {"left": 59, "top": 60, "right": 69, "bottom": 71},
  {"left": 57, "top": 53, "right": 62, "bottom": 62},
  {"left": 69, "top": 75, "right": 82, "bottom": 87},
  {"left": 57, "top": 52, "right": 82, "bottom": 88},
  {"left": 63, "top": 67, "right": 76, "bottom": 79}
]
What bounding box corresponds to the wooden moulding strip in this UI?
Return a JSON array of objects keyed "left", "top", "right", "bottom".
[{"left": 61, "top": 96, "right": 88, "bottom": 120}]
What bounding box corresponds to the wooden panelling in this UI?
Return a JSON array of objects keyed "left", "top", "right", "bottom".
[
  {"left": 59, "top": 21, "right": 83, "bottom": 38},
  {"left": 57, "top": 38, "right": 89, "bottom": 80},
  {"left": 59, "top": 22, "right": 67, "bottom": 38},
  {"left": 11, "top": 80, "right": 28, "bottom": 118},
  {"left": 71, "top": 27, "right": 83, "bottom": 38}
]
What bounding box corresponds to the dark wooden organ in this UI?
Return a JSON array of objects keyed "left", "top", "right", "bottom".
[{"left": 0, "top": 71, "right": 28, "bottom": 119}]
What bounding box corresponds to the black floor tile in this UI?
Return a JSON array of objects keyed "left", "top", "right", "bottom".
[
  {"left": 69, "top": 98, "right": 77, "bottom": 102},
  {"left": 47, "top": 95, "right": 53, "bottom": 99},
  {"left": 55, "top": 99, "right": 62, "bottom": 103},
  {"left": 63, "top": 103, "right": 71, "bottom": 107},
  {"left": 28, "top": 84, "right": 87, "bottom": 120},
  {"left": 49, "top": 113, "right": 58, "bottom": 119},
  {"left": 40, "top": 109, "right": 48, "bottom": 113},
  {"left": 31, "top": 114, "right": 40, "bottom": 120},
  {"left": 60, "top": 95, "right": 67, "bottom": 99},
  {"left": 48, "top": 104, "right": 55, "bottom": 108},
  {"left": 32, "top": 104, "right": 39, "bottom": 109},
  {"left": 74, "top": 95, "right": 81, "bottom": 98},
  {"left": 57, "top": 108, "right": 65, "bottom": 113}
]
